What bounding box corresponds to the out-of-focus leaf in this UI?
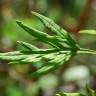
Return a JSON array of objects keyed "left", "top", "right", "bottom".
[
  {"left": 86, "top": 85, "right": 96, "bottom": 96},
  {"left": 79, "top": 30, "right": 96, "bottom": 35},
  {"left": 56, "top": 93, "right": 84, "bottom": 96},
  {"left": 56, "top": 86, "right": 96, "bottom": 96}
]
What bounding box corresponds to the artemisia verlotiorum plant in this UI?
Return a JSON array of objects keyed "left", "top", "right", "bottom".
[
  {"left": 56, "top": 85, "right": 96, "bottom": 96},
  {"left": 0, "top": 12, "right": 96, "bottom": 96}
]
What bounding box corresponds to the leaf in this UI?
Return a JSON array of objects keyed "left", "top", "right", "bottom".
[
  {"left": 0, "top": 51, "right": 22, "bottom": 56},
  {"left": 17, "top": 41, "right": 39, "bottom": 51},
  {"left": 86, "top": 85, "right": 96, "bottom": 96},
  {"left": 0, "top": 12, "right": 96, "bottom": 78},
  {"left": 32, "top": 12, "right": 79, "bottom": 48},
  {"left": 77, "top": 48, "right": 96, "bottom": 55},
  {"left": 21, "top": 48, "right": 63, "bottom": 54},
  {"left": 9, "top": 54, "right": 41, "bottom": 64},
  {"left": 56, "top": 86, "right": 96, "bottom": 96},
  {"left": 0, "top": 55, "right": 28, "bottom": 61},
  {"left": 30, "top": 53, "right": 72, "bottom": 78},
  {"left": 21, "top": 54, "right": 41, "bottom": 63},
  {"left": 32, "top": 12, "right": 68, "bottom": 38},
  {"left": 16, "top": 20, "right": 50, "bottom": 40},
  {"left": 56, "top": 92, "right": 85, "bottom": 96},
  {"left": 16, "top": 20, "right": 65, "bottom": 49},
  {"left": 79, "top": 30, "right": 96, "bottom": 35}
]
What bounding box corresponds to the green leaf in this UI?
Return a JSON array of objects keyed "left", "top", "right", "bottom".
[
  {"left": 56, "top": 86, "right": 96, "bottom": 96},
  {"left": 17, "top": 41, "right": 39, "bottom": 51},
  {"left": 8, "top": 54, "right": 41, "bottom": 64},
  {"left": 16, "top": 20, "right": 50, "bottom": 40},
  {"left": 0, "top": 12, "right": 96, "bottom": 78},
  {"left": 21, "top": 54, "right": 41, "bottom": 63},
  {"left": 16, "top": 20, "right": 65, "bottom": 49},
  {"left": 56, "top": 93, "right": 84, "bottom": 96},
  {"left": 32, "top": 12, "right": 68, "bottom": 38},
  {"left": 32, "top": 12, "right": 79, "bottom": 48},
  {"left": 0, "top": 54, "right": 28, "bottom": 61},
  {"left": 0, "top": 51, "right": 22, "bottom": 56},
  {"left": 86, "top": 85, "right": 96, "bottom": 96},
  {"left": 30, "top": 53, "right": 72, "bottom": 78},
  {"left": 79, "top": 30, "right": 96, "bottom": 35},
  {"left": 77, "top": 48, "right": 96, "bottom": 55}
]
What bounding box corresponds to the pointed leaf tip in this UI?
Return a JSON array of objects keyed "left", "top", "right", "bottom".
[
  {"left": 31, "top": 11, "right": 36, "bottom": 14},
  {"left": 31, "top": 11, "right": 40, "bottom": 17},
  {"left": 16, "top": 20, "right": 22, "bottom": 25},
  {"left": 17, "top": 41, "right": 21, "bottom": 44}
]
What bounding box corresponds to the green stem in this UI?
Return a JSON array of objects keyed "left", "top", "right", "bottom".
[{"left": 77, "top": 48, "right": 96, "bottom": 55}]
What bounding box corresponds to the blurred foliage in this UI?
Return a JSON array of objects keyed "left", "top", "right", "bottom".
[{"left": 0, "top": 0, "right": 96, "bottom": 96}]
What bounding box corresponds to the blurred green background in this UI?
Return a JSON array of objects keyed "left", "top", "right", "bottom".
[{"left": 0, "top": 0, "right": 96, "bottom": 96}]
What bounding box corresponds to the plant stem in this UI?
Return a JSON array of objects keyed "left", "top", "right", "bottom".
[{"left": 77, "top": 48, "right": 96, "bottom": 55}]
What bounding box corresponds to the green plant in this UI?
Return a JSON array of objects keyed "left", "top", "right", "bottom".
[
  {"left": 0, "top": 12, "right": 96, "bottom": 96},
  {"left": 56, "top": 85, "right": 96, "bottom": 96}
]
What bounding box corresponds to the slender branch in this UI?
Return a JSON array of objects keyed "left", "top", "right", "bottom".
[{"left": 77, "top": 48, "right": 96, "bottom": 55}]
